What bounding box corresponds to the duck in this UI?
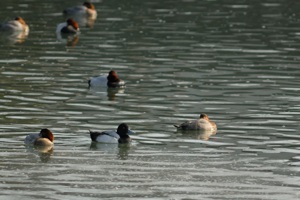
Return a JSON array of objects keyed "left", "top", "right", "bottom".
[
  {"left": 24, "top": 129, "right": 54, "bottom": 146},
  {"left": 174, "top": 113, "right": 217, "bottom": 131},
  {"left": 88, "top": 70, "right": 125, "bottom": 88},
  {"left": 0, "top": 16, "right": 29, "bottom": 34},
  {"left": 56, "top": 18, "right": 80, "bottom": 34},
  {"left": 89, "top": 123, "right": 132, "bottom": 144},
  {"left": 63, "top": 2, "right": 97, "bottom": 19}
]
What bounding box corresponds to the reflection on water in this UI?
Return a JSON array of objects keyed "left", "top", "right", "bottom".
[
  {"left": 89, "top": 87, "right": 126, "bottom": 101},
  {"left": 0, "top": 0, "right": 300, "bottom": 199},
  {"left": 175, "top": 129, "right": 217, "bottom": 141},
  {"left": 0, "top": 31, "right": 28, "bottom": 44},
  {"left": 25, "top": 145, "right": 53, "bottom": 163},
  {"left": 90, "top": 142, "right": 131, "bottom": 160},
  {"left": 56, "top": 32, "right": 80, "bottom": 46}
]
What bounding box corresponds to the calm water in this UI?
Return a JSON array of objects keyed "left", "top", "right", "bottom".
[{"left": 0, "top": 0, "right": 300, "bottom": 199}]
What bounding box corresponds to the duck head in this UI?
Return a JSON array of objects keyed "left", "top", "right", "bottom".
[
  {"left": 117, "top": 123, "right": 129, "bottom": 136},
  {"left": 67, "top": 18, "right": 79, "bottom": 31},
  {"left": 199, "top": 113, "right": 210, "bottom": 121},
  {"left": 39, "top": 129, "right": 54, "bottom": 142},
  {"left": 117, "top": 123, "right": 131, "bottom": 144},
  {"left": 15, "top": 16, "right": 27, "bottom": 25},
  {"left": 107, "top": 70, "right": 120, "bottom": 82},
  {"left": 83, "top": 2, "right": 95, "bottom": 10}
]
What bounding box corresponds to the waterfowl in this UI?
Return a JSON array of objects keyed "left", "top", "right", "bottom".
[
  {"left": 56, "top": 18, "right": 80, "bottom": 34},
  {"left": 24, "top": 129, "right": 54, "bottom": 146},
  {"left": 63, "top": 2, "right": 97, "bottom": 19},
  {"left": 88, "top": 70, "right": 125, "bottom": 88},
  {"left": 174, "top": 113, "right": 217, "bottom": 131},
  {"left": 0, "top": 16, "right": 29, "bottom": 34},
  {"left": 90, "top": 123, "right": 132, "bottom": 144}
]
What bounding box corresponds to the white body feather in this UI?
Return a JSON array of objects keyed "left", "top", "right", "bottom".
[
  {"left": 89, "top": 75, "right": 108, "bottom": 87},
  {"left": 177, "top": 118, "right": 216, "bottom": 131},
  {"left": 56, "top": 22, "right": 67, "bottom": 33},
  {"left": 64, "top": 5, "right": 97, "bottom": 19},
  {"left": 24, "top": 133, "right": 40, "bottom": 145},
  {"left": 0, "top": 20, "right": 29, "bottom": 34},
  {"left": 95, "top": 130, "right": 120, "bottom": 143}
]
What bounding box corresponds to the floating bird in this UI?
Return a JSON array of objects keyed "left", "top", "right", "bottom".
[
  {"left": 90, "top": 123, "right": 132, "bottom": 144},
  {"left": 24, "top": 129, "right": 54, "bottom": 147},
  {"left": 89, "top": 70, "right": 125, "bottom": 88},
  {"left": 56, "top": 18, "right": 80, "bottom": 34},
  {"left": 174, "top": 113, "right": 217, "bottom": 131},
  {"left": 0, "top": 16, "right": 29, "bottom": 34},
  {"left": 63, "top": 2, "right": 97, "bottom": 19}
]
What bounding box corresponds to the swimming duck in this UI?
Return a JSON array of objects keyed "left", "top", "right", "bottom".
[
  {"left": 63, "top": 2, "right": 97, "bottom": 19},
  {"left": 90, "top": 123, "right": 132, "bottom": 144},
  {"left": 24, "top": 129, "right": 54, "bottom": 146},
  {"left": 56, "top": 18, "right": 80, "bottom": 34},
  {"left": 88, "top": 70, "right": 125, "bottom": 88},
  {"left": 0, "top": 16, "right": 29, "bottom": 34},
  {"left": 174, "top": 113, "right": 217, "bottom": 131}
]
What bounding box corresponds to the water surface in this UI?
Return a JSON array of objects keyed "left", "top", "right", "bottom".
[{"left": 0, "top": 0, "right": 300, "bottom": 199}]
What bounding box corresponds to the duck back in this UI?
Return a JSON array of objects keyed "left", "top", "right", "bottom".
[{"left": 24, "top": 133, "right": 40, "bottom": 145}]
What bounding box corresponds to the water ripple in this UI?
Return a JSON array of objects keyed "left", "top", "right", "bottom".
[{"left": 0, "top": 0, "right": 299, "bottom": 199}]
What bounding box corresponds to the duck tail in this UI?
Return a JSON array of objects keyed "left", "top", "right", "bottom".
[
  {"left": 173, "top": 124, "right": 180, "bottom": 128},
  {"left": 89, "top": 130, "right": 101, "bottom": 142},
  {"left": 63, "top": 8, "right": 69, "bottom": 15}
]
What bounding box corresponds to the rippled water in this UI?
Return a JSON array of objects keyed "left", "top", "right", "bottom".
[{"left": 0, "top": 0, "right": 300, "bottom": 199}]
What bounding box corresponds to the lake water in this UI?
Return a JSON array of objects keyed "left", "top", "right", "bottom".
[{"left": 0, "top": 0, "right": 300, "bottom": 199}]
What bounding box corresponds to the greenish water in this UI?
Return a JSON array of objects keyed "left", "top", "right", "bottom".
[{"left": 0, "top": 0, "right": 300, "bottom": 199}]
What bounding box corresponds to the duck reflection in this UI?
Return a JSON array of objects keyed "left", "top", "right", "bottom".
[
  {"left": 175, "top": 129, "right": 217, "bottom": 141},
  {"left": 25, "top": 145, "right": 53, "bottom": 163},
  {"left": 89, "top": 86, "right": 125, "bottom": 101},
  {"left": 37, "top": 147, "right": 53, "bottom": 163},
  {"left": 107, "top": 87, "right": 125, "bottom": 101},
  {"left": 57, "top": 33, "right": 79, "bottom": 47},
  {"left": 0, "top": 31, "right": 28, "bottom": 44},
  {"left": 89, "top": 142, "right": 130, "bottom": 160},
  {"left": 90, "top": 142, "right": 118, "bottom": 152},
  {"left": 117, "top": 145, "right": 130, "bottom": 160}
]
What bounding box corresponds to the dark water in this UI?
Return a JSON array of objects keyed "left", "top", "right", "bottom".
[{"left": 0, "top": 0, "right": 300, "bottom": 199}]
